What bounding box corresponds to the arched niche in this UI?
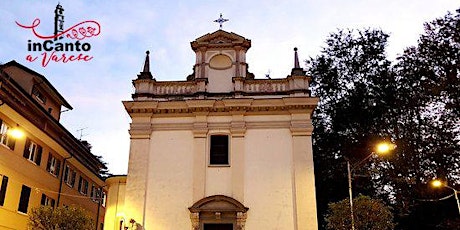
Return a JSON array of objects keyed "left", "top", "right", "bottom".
[
  {"left": 209, "top": 54, "right": 233, "bottom": 70},
  {"left": 189, "top": 195, "right": 249, "bottom": 230}
]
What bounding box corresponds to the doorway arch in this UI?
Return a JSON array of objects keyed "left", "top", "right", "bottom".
[{"left": 189, "top": 195, "right": 249, "bottom": 230}]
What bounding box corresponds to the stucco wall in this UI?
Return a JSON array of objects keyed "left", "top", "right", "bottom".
[
  {"left": 244, "top": 128, "right": 295, "bottom": 229},
  {"left": 121, "top": 96, "right": 318, "bottom": 230},
  {"left": 104, "top": 176, "right": 126, "bottom": 230},
  {"left": 125, "top": 113, "right": 317, "bottom": 229},
  {"left": 144, "top": 130, "right": 194, "bottom": 229},
  {"left": 207, "top": 67, "right": 235, "bottom": 93}
]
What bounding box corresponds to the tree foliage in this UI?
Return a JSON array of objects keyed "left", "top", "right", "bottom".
[
  {"left": 309, "top": 8, "right": 460, "bottom": 229},
  {"left": 28, "top": 206, "right": 94, "bottom": 230},
  {"left": 308, "top": 27, "right": 396, "bottom": 228},
  {"left": 380, "top": 9, "right": 460, "bottom": 229},
  {"left": 325, "top": 195, "right": 395, "bottom": 230}
]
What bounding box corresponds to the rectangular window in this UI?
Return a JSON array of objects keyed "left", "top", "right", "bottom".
[
  {"left": 23, "top": 138, "right": 42, "bottom": 165},
  {"left": 0, "top": 120, "right": 16, "bottom": 150},
  {"left": 46, "top": 154, "right": 61, "bottom": 177},
  {"left": 63, "top": 165, "right": 76, "bottom": 187},
  {"left": 78, "top": 177, "right": 88, "bottom": 195},
  {"left": 32, "top": 87, "right": 47, "bottom": 104},
  {"left": 90, "top": 184, "right": 97, "bottom": 202},
  {"left": 18, "top": 185, "right": 31, "bottom": 213},
  {"left": 40, "top": 194, "right": 55, "bottom": 207},
  {"left": 0, "top": 175, "right": 8, "bottom": 206},
  {"left": 210, "top": 135, "right": 229, "bottom": 165}
]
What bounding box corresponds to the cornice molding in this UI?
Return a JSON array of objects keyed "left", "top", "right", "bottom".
[
  {"left": 124, "top": 97, "right": 318, "bottom": 116},
  {"left": 129, "top": 123, "right": 152, "bottom": 139}
]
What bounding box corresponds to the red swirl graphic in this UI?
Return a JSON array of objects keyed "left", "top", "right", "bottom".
[{"left": 16, "top": 18, "right": 101, "bottom": 40}]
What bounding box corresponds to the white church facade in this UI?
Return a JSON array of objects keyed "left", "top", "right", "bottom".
[{"left": 104, "top": 28, "right": 319, "bottom": 230}]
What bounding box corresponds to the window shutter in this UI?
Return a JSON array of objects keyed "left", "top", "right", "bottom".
[
  {"left": 55, "top": 159, "right": 61, "bottom": 177},
  {"left": 96, "top": 188, "right": 102, "bottom": 200},
  {"left": 78, "top": 177, "right": 82, "bottom": 191},
  {"left": 46, "top": 155, "right": 52, "bottom": 172},
  {"left": 18, "top": 185, "right": 31, "bottom": 213},
  {"left": 71, "top": 171, "right": 76, "bottom": 186},
  {"left": 63, "top": 166, "right": 69, "bottom": 183},
  {"left": 41, "top": 194, "right": 46, "bottom": 206},
  {"left": 35, "top": 145, "right": 42, "bottom": 165},
  {"left": 23, "top": 139, "right": 31, "bottom": 159},
  {"left": 7, "top": 137, "right": 15, "bottom": 150},
  {"left": 0, "top": 176, "right": 8, "bottom": 206},
  {"left": 84, "top": 180, "right": 88, "bottom": 194},
  {"left": 50, "top": 198, "right": 55, "bottom": 207}
]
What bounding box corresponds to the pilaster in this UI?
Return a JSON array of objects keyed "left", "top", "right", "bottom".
[
  {"left": 290, "top": 115, "right": 317, "bottom": 230},
  {"left": 236, "top": 212, "right": 247, "bottom": 230},
  {"left": 192, "top": 114, "right": 208, "bottom": 202},
  {"left": 190, "top": 212, "right": 200, "bottom": 230},
  {"left": 231, "top": 114, "right": 246, "bottom": 202},
  {"left": 125, "top": 122, "right": 152, "bottom": 226}
]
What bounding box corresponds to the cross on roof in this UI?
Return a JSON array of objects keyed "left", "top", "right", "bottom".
[{"left": 214, "top": 13, "right": 229, "bottom": 30}]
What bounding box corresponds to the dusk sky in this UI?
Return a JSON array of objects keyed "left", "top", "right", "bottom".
[{"left": 0, "top": 1, "right": 457, "bottom": 175}]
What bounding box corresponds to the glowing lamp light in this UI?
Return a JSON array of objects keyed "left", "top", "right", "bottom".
[
  {"left": 375, "top": 142, "right": 395, "bottom": 154},
  {"left": 431, "top": 179, "right": 443, "bottom": 188},
  {"left": 8, "top": 128, "right": 25, "bottom": 139}
]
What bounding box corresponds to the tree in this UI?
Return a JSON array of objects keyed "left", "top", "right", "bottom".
[
  {"left": 309, "top": 8, "right": 460, "bottom": 229},
  {"left": 325, "top": 195, "right": 395, "bottom": 230},
  {"left": 436, "top": 217, "right": 460, "bottom": 230},
  {"left": 375, "top": 8, "right": 460, "bottom": 229},
  {"left": 307, "top": 28, "right": 396, "bottom": 228},
  {"left": 28, "top": 205, "right": 94, "bottom": 230}
]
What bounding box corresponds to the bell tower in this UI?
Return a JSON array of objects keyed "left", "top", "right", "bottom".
[
  {"left": 190, "top": 29, "right": 251, "bottom": 93},
  {"left": 54, "top": 3, "right": 65, "bottom": 41}
]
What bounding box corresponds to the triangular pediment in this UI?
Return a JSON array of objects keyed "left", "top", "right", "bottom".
[{"left": 191, "top": 30, "right": 251, "bottom": 51}]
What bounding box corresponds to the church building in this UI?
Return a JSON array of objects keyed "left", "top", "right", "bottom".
[{"left": 105, "top": 24, "right": 319, "bottom": 230}]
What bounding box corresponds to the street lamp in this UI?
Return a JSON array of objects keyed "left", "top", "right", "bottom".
[
  {"left": 431, "top": 179, "right": 460, "bottom": 215},
  {"left": 8, "top": 126, "right": 25, "bottom": 139},
  {"left": 347, "top": 142, "right": 395, "bottom": 230}
]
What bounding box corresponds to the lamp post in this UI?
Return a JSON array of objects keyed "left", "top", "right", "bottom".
[
  {"left": 347, "top": 142, "right": 395, "bottom": 230},
  {"left": 347, "top": 160, "right": 355, "bottom": 230},
  {"left": 431, "top": 179, "right": 460, "bottom": 215}
]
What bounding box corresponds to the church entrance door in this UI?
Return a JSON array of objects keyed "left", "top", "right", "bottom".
[
  {"left": 189, "top": 195, "right": 248, "bottom": 230},
  {"left": 203, "top": 223, "right": 233, "bottom": 230}
]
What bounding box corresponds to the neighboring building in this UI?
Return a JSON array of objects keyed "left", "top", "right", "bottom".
[
  {"left": 106, "top": 28, "right": 319, "bottom": 230},
  {"left": 0, "top": 61, "right": 107, "bottom": 229},
  {"left": 104, "top": 175, "right": 126, "bottom": 230}
]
